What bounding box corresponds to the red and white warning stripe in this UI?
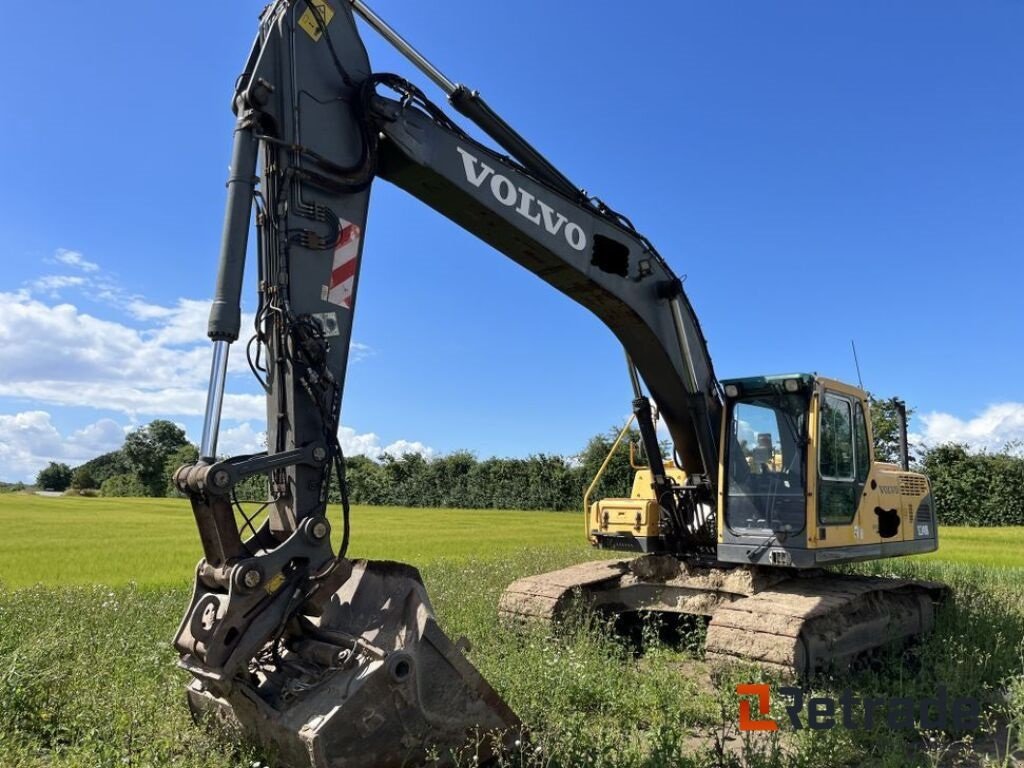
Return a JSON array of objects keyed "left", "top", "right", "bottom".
[{"left": 323, "top": 220, "right": 362, "bottom": 309}]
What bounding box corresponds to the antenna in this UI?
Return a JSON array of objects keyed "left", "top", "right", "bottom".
[{"left": 850, "top": 340, "right": 864, "bottom": 390}]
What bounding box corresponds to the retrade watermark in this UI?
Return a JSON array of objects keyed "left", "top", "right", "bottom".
[{"left": 736, "top": 684, "right": 980, "bottom": 732}]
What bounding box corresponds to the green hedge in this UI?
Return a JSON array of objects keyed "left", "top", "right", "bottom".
[
  {"left": 308, "top": 430, "right": 638, "bottom": 511},
  {"left": 922, "top": 443, "right": 1024, "bottom": 527},
  {"left": 331, "top": 451, "right": 592, "bottom": 511},
  {"left": 70, "top": 420, "right": 1024, "bottom": 527},
  {"left": 321, "top": 439, "right": 1024, "bottom": 527}
]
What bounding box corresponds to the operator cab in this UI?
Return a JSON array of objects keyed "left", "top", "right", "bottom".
[
  {"left": 588, "top": 373, "right": 938, "bottom": 568},
  {"left": 716, "top": 373, "right": 938, "bottom": 568}
]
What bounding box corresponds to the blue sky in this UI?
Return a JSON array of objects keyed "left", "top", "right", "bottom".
[{"left": 1, "top": 1, "right": 1022, "bottom": 481}]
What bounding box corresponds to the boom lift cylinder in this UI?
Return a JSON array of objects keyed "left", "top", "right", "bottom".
[
  {"left": 208, "top": 123, "right": 258, "bottom": 343},
  {"left": 199, "top": 121, "right": 258, "bottom": 460}
]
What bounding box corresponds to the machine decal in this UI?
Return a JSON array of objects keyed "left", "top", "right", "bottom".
[
  {"left": 874, "top": 507, "right": 901, "bottom": 539},
  {"left": 322, "top": 220, "right": 361, "bottom": 309},
  {"left": 312, "top": 311, "right": 340, "bottom": 337},
  {"left": 298, "top": 0, "right": 334, "bottom": 42},
  {"left": 455, "top": 146, "right": 588, "bottom": 251}
]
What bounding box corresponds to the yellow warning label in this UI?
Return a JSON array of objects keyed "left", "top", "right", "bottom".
[
  {"left": 298, "top": 0, "right": 335, "bottom": 42},
  {"left": 264, "top": 572, "right": 287, "bottom": 595}
]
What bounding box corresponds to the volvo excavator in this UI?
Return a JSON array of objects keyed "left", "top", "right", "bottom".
[{"left": 173, "top": 2, "right": 945, "bottom": 766}]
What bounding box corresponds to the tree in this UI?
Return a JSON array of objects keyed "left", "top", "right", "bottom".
[
  {"left": 869, "top": 396, "right": 915, "bottom": 465},
  {"left": 36, "top": 462, "right": 72, "bottom": 491},
  {"left": 333, "top": 454, "right": 390, "bottom": 505},
  {"left": 100, "top": 473, "right": 149, "bottom": 498},
  {"left": 70, "top": 466, "right": 97, "bottom": 491},
  {"left": 122, "top": 420, "right": 190, "bottom": 497},
  {"left": 74, "top": 450, "right": 130, "bottom": 487}
]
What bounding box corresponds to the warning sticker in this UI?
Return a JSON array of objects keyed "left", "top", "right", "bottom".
[
  {"left": 264, "top": 572, "right": 286, "bottom": 595},
  {"left": 298, "top": 0, "right": 335, "bottom": 42},
  {"left": 321, "top": 219, "right": 362, "bottom": 310}
]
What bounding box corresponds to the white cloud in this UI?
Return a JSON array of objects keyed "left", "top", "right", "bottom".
[
  {"left": 0, "top": 290, "right": 378, "bottom": 420},
  {"left": 381, "top": 438, "right": 436, "bottom": 459},
  {"left": 30, "top": 250, "right": 128, "bottom": 307},
  {"left": 66, "top": 418, "right": 126, "bottom": 453},
  {"left": 0, "top": 409, "right": 432, "bottom": 482},
  {"left": 338, "top": 425, "right": 385, "bottom": 457},
  {"left": 29, "top": 275, "right": 87, "bottom": 296},
  {"left": 336, "top": 426, "right": 434, "bottom": 459},
  {"left": 1, "top": 254, "right": 422, "bottom": 477},
  {"left": 126, "top": 297, "right": 229, "bottom": 346},
  {"left": 28, "top": 249, "right": 104, "bottom": 298},
  {"left": 3, "top": 380, "right": 266, "bottom": 422},
  {"left": 54, "top": 249, "right": 99, "bottom": 273},
  {"left": 127, "top": 297, "right": 372, "bottom": 364},
  {"left": 915, "top": 403, "right": 1024, "bottom": 455},
  {"left": 216, "top": 422, "right": 267, "bottom": 456},
  {"left": 349, "top": 341, "right": 374, "bottom": 363},
  {"left": 0, "top": 411, "right": 124, "bottom": 482},
  {"left": 0, "top": 291, "right": 226, "bottom": 415},
  {"left": 199, "top": 421, "right": 433, "bottom": 463},
  {"left": 125, "top": 298, "right": 177, "bottom": 321}
]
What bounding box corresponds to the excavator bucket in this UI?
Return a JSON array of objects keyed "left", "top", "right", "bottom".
[{"left": 185, "top": 560, "right": 519, "bottom": 768}]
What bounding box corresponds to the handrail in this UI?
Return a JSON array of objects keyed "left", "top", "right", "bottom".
[{"left": 583, "top": 414, "right": 636, "bottom": 539}]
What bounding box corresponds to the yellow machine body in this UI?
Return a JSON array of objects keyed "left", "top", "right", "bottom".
[
  {"left": 589, "top": 466, "right": 687, "bottom": 541},
  {"left": 589, "top": 374, "right": 938, "bottom": 567}
]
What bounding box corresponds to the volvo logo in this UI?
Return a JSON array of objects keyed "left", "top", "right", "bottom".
[{"left": 456, "top": 146, "right": 587, "bottom": 251}]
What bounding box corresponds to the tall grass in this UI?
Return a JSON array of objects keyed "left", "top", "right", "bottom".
[
  {"left": 1, "top": 553, "right": 1021, "bottom": 767},
  {"left": 0, "top": 497, "right": 1021, "bottom": 766}
]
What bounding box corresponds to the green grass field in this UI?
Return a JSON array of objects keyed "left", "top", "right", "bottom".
[
  {"left": 1, "top": 494, "right": 1018, "bottom": 587},
  {"left": 0, "top": 494, "right": 1021, "bottom": 767},
  {"left": 0, "top": 494, "right": 588, "bottom": 587}
]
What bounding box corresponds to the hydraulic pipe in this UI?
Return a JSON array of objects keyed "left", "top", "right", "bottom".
[
  {"left": 347, "top": 0, "right": 580, "bottom": 200},
  {"left": 347, "top": 0, "right": 456, "bottom": 94},
  {"left": 199, "top": 340, "right": 230, "bottom": 461},
  {"left": 208, "top": 122, "right": 258, "bottom": 342},
  {"left": 446, "top": 88, "right": 580, "bottom": 200},
  {"left": 201, "top": 121, "right": 257, "bottom": 461},
  {"left": 624, "top": 351, "right": 644, "bottom": 400}
]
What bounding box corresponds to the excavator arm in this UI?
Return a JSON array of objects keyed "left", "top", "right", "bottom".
[{"left": 173, "top": 2, "right": 722, "bottom": 765}]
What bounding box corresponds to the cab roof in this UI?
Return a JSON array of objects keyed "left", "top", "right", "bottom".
[
  {"left": 720, "top": 373, "right": 868, "bottom": 400},
  {"left": 720, "top": 373, "right": 815, "bottom": 390}
]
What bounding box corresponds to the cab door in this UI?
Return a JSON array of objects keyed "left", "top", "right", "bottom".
[
  {"left": 851, "top": 399, "right": 880, "bottom": 543},
  {"left": 817, "top": 391, "right": 865, "bottom": 545}
]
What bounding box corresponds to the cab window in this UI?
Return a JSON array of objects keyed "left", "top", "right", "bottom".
[
  {"left": 725, "top": 394, "right": 808, "bottom": 534},
  {"left": 820, "top": 394, "right": 854, "bottom": 480},
  {"left": 854, "top": 402, "right": 870, "bottom": 483},
  {"left": 818, "top": 392, "right": 858, "bottom": 525}
]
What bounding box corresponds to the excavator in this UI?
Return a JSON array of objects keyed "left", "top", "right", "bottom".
[{"left": 172, "top": 2, "right": 945, "bottom": 766}]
